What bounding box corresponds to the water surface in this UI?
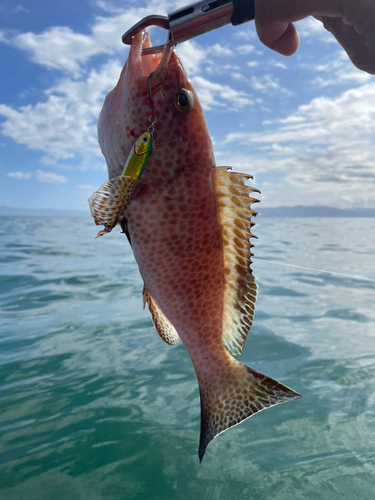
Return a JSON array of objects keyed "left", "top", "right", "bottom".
[{"left": 1, "top": 216, "right": 375, "bottom": 499}]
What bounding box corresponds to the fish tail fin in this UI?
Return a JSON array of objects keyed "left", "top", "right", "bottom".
[{"left": 197, "top": 360, "right": 301, "bottom": 462}]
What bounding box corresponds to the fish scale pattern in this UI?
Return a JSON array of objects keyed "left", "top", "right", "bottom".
[{"left": 216, "top": 167, "right": 260, "bottom": 355}]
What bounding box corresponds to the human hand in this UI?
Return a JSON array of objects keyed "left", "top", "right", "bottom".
[{"left": 254, "top": 0, "right": 375, "bottom": 74}]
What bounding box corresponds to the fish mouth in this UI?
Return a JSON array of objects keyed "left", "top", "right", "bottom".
[{"left": 128, "top": 30, "right": 176, "bottom": 89}]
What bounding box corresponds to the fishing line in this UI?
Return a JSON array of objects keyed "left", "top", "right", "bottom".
[
  {"left": 253, "top": 258, "right": 375, "bottom": 283},
  {"left": 147, "top": 72, "right": 157, "bottom": 149}
]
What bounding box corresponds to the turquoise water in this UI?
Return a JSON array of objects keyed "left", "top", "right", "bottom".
[{"left": 1, "top": 216, "right": 375, "bottom": 499}]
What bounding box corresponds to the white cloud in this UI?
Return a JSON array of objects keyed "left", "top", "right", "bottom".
[
  {"left": 36, "top": 170, "right": 67, "bottom": 184},
  {"left": 192, "top": 76, "right": 254, "bottom": 111},
  {"left": 0, "top": 59, "right": 122, "bottom": 161},
  {"left": 95, "top": 0, "right": 126, "bottom": 14},
  {"left": 237, "top": 44, "right": 254, "bottom": 55},
  {"left": 7, "top": 169, "right": 68, "bottom": 183},
  {"left": 248, "top": 74, "right": 281, "bottom": 92},
  {"left": 0, "top": 2, "right": 174, "bottom": 75},
  {"left": 222, "top": 82, "right": 375, "bottom": 207},
  {"left": 296, "top": 17, "right": 331, "bottom": 41},
  {"left": 232, "top": 30, "right": 256, "bottom": 42},
  {"left": 208, "top": 44, "right": 232, "bottom": 57},
  {"left": 1, "top": 0, "right": 373, "bottom": 211},
  {"left": 311, "top": 51, "right": 372, "bottom": 87},
  {"left": 1, "top": 26, "right": 108, "bottom": 75},
  {"left": 0, "top": 4, "right": 29, "bottom": 15},
  {"left": 40, "top": 156, "right": 58, "bottom": 166},
  {"left": 0, "top": 5, "right": 207, "bottom": 169},
  {"left": 232, "top": 72, "right": 245, "bottom": 81},
  {"left": 206, "top": 62, "right": 241, "bottom": 76},
  {"left": 272, "top": 61, "right": 287, "bottom": 69},
  {"left": 313, "top": 72, "right": 371, "bottom": 87},
  {"left": 8, "top": 171, "right": 32, "bottom": 179},
  {"left": 176, "top": 40, "right": 205, "bottom": 74},
  {"left": 13, "top": 5, "right": 29, "bottom": 14}
]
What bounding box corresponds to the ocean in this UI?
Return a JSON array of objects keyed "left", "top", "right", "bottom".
[{"left": 1, "top": 216, "right": 375, "bottom": 499}]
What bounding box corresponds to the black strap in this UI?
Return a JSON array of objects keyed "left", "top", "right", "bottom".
[{"left": 231, "top": 0, "right": 255, "bottom": 26}]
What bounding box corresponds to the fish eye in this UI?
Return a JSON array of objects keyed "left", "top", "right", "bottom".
[
  {"left": 177, "top": 92, "right": 189, "bottom": 108},
  {"left": 142, "top": 136, "right": 149, "bottom": 143},
  {"left": 174, "top": 89, "right": 193, "bottom": 114}
]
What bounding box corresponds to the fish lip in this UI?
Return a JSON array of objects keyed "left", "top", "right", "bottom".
[
  {"left": 148, "top": 39, "right": 175, "bottom": 91},
  {"left": 129, "top": 30, "right": 175, "bottom": 87}
]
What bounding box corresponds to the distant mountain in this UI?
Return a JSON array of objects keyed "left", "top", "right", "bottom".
[
  {"left": 1, "top": 205, "right": 375, "bottom": 218},
  {"left": 259, "top": 205, "right": 375, "bottom": 217},
  {"left": 0, "top": 206, "right": 88, "bottom": 217}
]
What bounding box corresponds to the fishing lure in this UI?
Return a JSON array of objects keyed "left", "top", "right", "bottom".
[{"left": 88, "top": 131, "right": 152, "bottom": 238}]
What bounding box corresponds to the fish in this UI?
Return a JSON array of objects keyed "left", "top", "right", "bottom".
[{"left": 89, "top": 30, "right": 302, "bottom": 462}]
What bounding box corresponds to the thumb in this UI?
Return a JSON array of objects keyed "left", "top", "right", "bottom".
[{"left": 260, "top": 22, "right": 300, "bottom": 56}]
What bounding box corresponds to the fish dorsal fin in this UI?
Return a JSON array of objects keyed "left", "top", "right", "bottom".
[
  {"left": 216, "top": 166, "right": 260, "bottom": 355},
  {"left": 143, "top": 288, "right": 179, "bottom": 346}
]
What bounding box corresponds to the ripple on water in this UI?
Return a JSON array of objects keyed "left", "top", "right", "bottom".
[{"left": 0, "top": 216, "right": 375, "bottom": 499}]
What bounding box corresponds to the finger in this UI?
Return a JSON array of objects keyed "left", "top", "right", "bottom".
[
  {"left": 315, "top": 15, "right": 375, "bottom": 73},
  {"left": 264, "top": 22, "right": 300, "bottom": 56},
  {"left": 254, "top": 0, "right": 344, "bottom": 50}
]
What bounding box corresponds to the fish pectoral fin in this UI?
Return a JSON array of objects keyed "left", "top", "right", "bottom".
[
  {"left": 88, "top": 175, "right": 140, "bottom": 237},
  {"left": 143, "top": 288, "right": 179, "bottom": 346},
  {"left": 198, "top": 360, "right": 301, "bottom": 462}
]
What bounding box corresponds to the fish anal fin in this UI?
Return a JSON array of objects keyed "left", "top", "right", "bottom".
[
  {"left": 198, "top": 360, "right": 301, "bottom": 462},
  {"left": 88, "top": 175, "right": 140, "bottom": 228},
  {"left": 216, "top": 166, "right": 260, "bottom": 355},
  {"left": 143, "top": 288, "right": 179, "bottom": 346}
]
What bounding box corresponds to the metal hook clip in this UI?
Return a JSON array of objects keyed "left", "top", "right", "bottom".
[{"left": 122, "top": 0, "right": 254, "bottom": 55}]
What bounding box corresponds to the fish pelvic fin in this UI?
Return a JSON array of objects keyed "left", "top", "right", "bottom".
[
  {"left": 198, "top": 359, "right": 301, "bottom": 462},
  {"left": 216, "top": 166, "right": 260, "bottom": 356},
  {"left": 88, "top": 175, "right": 140, "bottom": 237},
  {"left": 143, "top": 288, "right": 179, "bottom": 345}
]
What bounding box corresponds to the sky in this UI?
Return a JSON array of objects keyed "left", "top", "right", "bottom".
[{"left": 1, "top": 0, "right": 375, "bottom": 212}]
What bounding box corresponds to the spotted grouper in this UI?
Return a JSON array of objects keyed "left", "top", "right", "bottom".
[{"left": 89, "top": 30, "right": 301, "bottom": 461}]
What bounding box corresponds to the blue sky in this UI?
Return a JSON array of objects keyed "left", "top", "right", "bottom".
[{"left": 1, "top": 0, "right": 375, "bottom": 212}]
